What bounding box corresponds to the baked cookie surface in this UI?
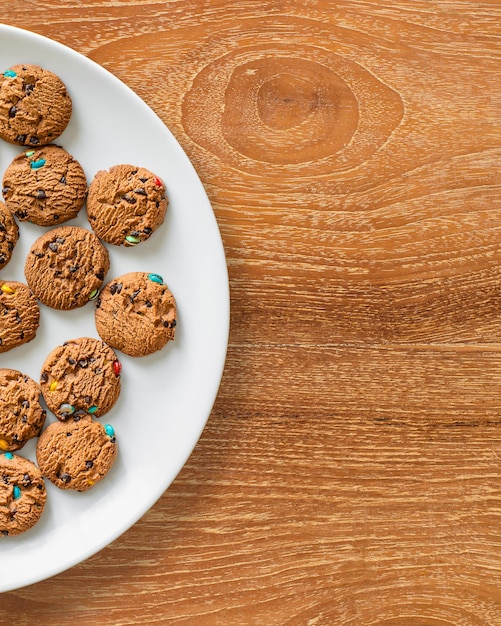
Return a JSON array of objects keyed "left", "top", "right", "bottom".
[
  {"left": 0, "top": 369, "right": 46, "bottom": 452},
  {"left": 36, "top": 416, "right": 117, "bottom": 492},
  {"left": 2, "top": 144, "right": 87, "bottom": 226},
  {"left": 25, "top": 225, "right": 109, "bottom": 310},
  {"left": 0, "top": 64, "right": 72, "bottom": 146},
  {"left": 0, "top": 452, "right": 47, "bottom": 536},
  {"left": 0, "top": 201, "right": 18, "bottom": 270},
  {"left": 86, "top": 164, "right": 168, "bottom": 246},
  {"left": 40, "top": 337, "right": 122, "bottom": 420},
  {"left": 95, "top": 271, "right": 177, "bottom": 356},
  {"left": 0, "top": 280, "right": 40, "bottom": 352}
]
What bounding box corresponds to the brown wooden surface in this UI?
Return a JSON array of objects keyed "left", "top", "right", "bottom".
[{"left": 2, "top": 1, "right": 501, "bottom": 623}]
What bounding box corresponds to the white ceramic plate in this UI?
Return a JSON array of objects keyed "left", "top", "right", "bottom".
[{"left": 0, "top": 24, "right": 229, "bottom": 592}]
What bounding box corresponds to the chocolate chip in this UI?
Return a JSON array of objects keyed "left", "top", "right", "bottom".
[
  {"left": 15, "top": 134, "right": 26, "bottom": 144},
  {"left": 143, "top": 227, "right": 153, "bottom": 234},
  {"left": 66, "top": 431, "right": 72, "bottom": 436},
  {"left": 1, "top": 530, "right": 9, "bottom": 535},
  {"left": 60, "top": 473, "right": 71, "bottom": 484},
  {"left": 40, "top": 372, "right": 48, "bottom": 383},
  {"left": 85, "top": 461, "right": 94, "bottom": 469},
  {"left": 21, "top": 400, "right": 30, "bottom": 409},
  {"left": 122, "top": 194, "right": 137, "bottom": 204},
  {"left": 55, "top": 238, "right": 65, "bottom": 244},
  {"left": 29, "top": 136, "right": 40, "bottom": 145},
  {"left": 69, "top": 265, "right": 79, "bottom": 273},
  {"left": 7, "top": 242, "right": 13, "bottom": 252},
  {"left": 134, "top": 188, "right": 147, "bottom": 196},
  {"left": 48, "top": 242, "right": 59, "bottom": 253},
  {"left": 0, "top": 255, "right": 5, "bottom": 265},
  {"left": 36, "top": 190, "right": 46, "bottom": 199},
  {"left": 21, "top": 415, "right": 27, "bottom": 424},
  {"left": 78, "top": 359, "right": 88, "bottom": 368},
  {"left": 8, "top": 105, "right": 16, "bottom": 118},
  {"left": 84, "top": 396, "right": 92, "bottom": 404},
  {"left": 1, "top": 187, "right": 10, "bottom": 196},
  {"left": 139, "top": 177, "right": 148, "bottom": 182},
  {"left": 2, "top": 475, "right": 9, "bottom": 484},
  {"left": 60, "top": 175, "right": 66, "bottom": 184},
  {"left": 130, "top": 289, "right": 141, "bottom": 302},
  {"left": 24, "top": 83, "right": 34, "bottom": 95},
  {"left": 22, "top": 474, "right": 31, "bottom": 487},
  {"left": 34, "top": 252, "right": 44, "bottom": 258},
  {"left": 110, "top": 283, "right": 122, "bottom": 295},
  {"left": 68, "top": 357, "right": 76, "bottom": 365},
  {"left": 15, "top": 210, "right": 27, "bottom": 219},
  {"left": 95, "top": 270, "right": 104, "bottom": 280}
]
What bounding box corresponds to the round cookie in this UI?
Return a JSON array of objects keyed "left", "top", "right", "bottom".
[
  {"left": 0, "top": 280, "right": 40, "bottom": 352},
  {"left": 0, "top": 200, "right": 18, "bottom": 270},
  {"left": 86, "top": 164, "right": 168, "bottom": 246},
  {"left": 0, "top": 64, "right": 72, "bottom": 146},
  {"left": 25, "top": 225, "right": 109, "bottom": 310},
  {"left": 95, "top": 272, "right": 177, "bottom": 357},
  {"left": 0, "top": 369, "right": 46, "bottom": 452},
  {"left": 36, "top": 416, "right": 117, "bottom": 492},
  {"left": 40, "top": 337, "right": 122, "bottom": 420},
  {"left": 0, "top": 451, "right": 47, "bottom": 536},
  {"left": 2, "top": 144, "right": 87, "bottom": 226}
]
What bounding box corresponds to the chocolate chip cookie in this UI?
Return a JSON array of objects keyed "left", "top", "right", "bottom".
[
  {"left": 0, "top": 369, "right": 46, "bottom": 452},
  {"left": 25, "top": 225, "right": 109, "bottom": 310},
  {"left": 95, "top": 272, "right": 177, "bottom": 356},
  {"left": 36, "top": 416, "right": 117, "bottom": 492},
  {"left": 0, "top": 64, "right": 72, "bottom": 146},
  {"left": 2, "top": 144, "right": 87, "bottom": 226},
  {"left": 40, "top": 337, "right": 122, "bottom": 420},
  {"left": 86, "top": 164, "right": 168, "bottom": 246},
  {"left": 0, "top": 451, "right": 47, "bottom": 536},
  {"left": 0, "top": 200, "right": 19, "bottom": 270},
  {"left": 0, "top": 280, "right": 40, "bottom": 352}
]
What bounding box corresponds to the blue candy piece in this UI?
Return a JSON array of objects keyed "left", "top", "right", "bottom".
[
  {"left": 87, "top": 405, "right": 98, "bottom": 414},
  {"left": 30, "top": 159, "right": 46, "bottom": 170},
  {"left": 3, "top": 69, "right": 16, "bottom": 78},
  {"left": 104, "top": 424, "right": 115, "bottom": 437},
  {"left": 4, "top": 452, "right": 13, "bottom": 460},
  {"left": 13, "top": 486, "right": 21, "bottom": 500},
  {"left": 148, "top": 273, "right": 164, "bottom": 285}
]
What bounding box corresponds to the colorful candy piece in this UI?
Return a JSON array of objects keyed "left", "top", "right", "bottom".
[
  {"left": 25, "top": 150, "right": 35, "bottom": 157},
  {"left": 88, "top": 288, "right": 100, "bottom": 300},
  {"left": 1, "top": 284, "right": 15, "bottom": 295},
  {"left": 153, "top": 176, "right": 163, "bottom": 187},
  {"left": 60, "top": 403, "right": 75, "bottom": 415},
  {"left": 112, "top": 360, "right": 122, "bottom": 377},
  {"left": 13, "top": 486, "right": 21, "bottom": 500},
  {"left": 104, "top": 424, "right": 115, "bottom": 437},
  {"left": 49, "top": 380, "right": 58, "bottom": 392},
  {"left": 125, "top": 234, "right": 141, "bottom": 245},
  {"left": 3, "top": 69, "right": 16, "bottom": 78},
  {"left": 4, "top": 452, "right": 13, "bottom": 460},
  {"left": 147, "top": 273, "right": 164, "bottom": 285},
  {"left": 0, "top": 439, "right": 8, "bottom": 450},
  {"left": 30, "top": 159, "right": 46, "bottom": 170},
  {"left": 87, "top": 405, "right": 98, "bottom": 414}
]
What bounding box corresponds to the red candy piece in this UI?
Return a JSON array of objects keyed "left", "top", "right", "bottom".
[
  {"left": 112, "top": 360, "right": 122, "bottom": 377},
  {"left": 153, "top": 176, "right": 163, "bottom": 187}
]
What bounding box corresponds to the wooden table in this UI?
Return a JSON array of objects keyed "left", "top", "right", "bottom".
[{"left": 2, "top": 1, "right": 501, "bottom": 623}]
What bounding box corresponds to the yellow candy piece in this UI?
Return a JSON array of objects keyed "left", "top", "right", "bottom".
[
  {"left": 1, "top": 284, "right": 15, "bottom": 295},
  {"left": 87, "top": 479, "right": 95, "bottom": 486},
  {"left": 0, "top": 439, "right": 9, "bottom": 450},
  {"left": 49, "top": 381, "right": 58, "bottom": 392}
]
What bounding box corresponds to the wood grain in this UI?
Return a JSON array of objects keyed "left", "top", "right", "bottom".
[{"left": 2, "top": 0, "right": 501, "bottom": 623}]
